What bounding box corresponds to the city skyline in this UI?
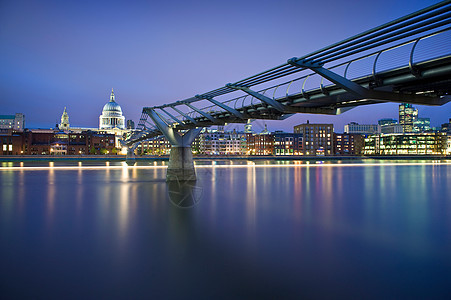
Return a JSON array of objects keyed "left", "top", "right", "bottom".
[
  {"left": 7, "top": 95, "right": 447, "bottom": 134},
  {"left": 1, "top": 0, "right": 449, "bottom": 131}
]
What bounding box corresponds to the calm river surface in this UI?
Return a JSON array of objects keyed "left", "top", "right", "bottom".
[{"left": 1, "top": 159, "right": 450, "bottom": 299}]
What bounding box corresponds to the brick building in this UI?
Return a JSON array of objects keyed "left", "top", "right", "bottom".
[
  {"left": 0, "top": 130, "right": 116, "bottom": 155},
  {"left": 333, "top": 133, "right": 365, "bottom": 155},
  {"left": 273, "top": 131, "right": 303, "bottom": 155},
  {"left": 294, "top": 122, "right": 333, "bottom": 156}
]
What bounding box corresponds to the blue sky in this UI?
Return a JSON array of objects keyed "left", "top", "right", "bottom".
[{"left": 0, "top": 0, "right": 449, "bottom": 132}]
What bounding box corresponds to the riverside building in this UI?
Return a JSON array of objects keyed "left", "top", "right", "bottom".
[
  {"left": 197, "top": 128, "right": 246, "bottom": 155},
  {"left": 0, "top": 129, "right": 116, "bottom": 155},
  {"left": 363, "top": 132, "right": 447, "bottom": 155},
  {"left": 294, "top": 122, "right": 333, "bottom": 156},
  {"left": 273, "top": 131, "right": 303, "bottom": 155},
  {"left": 333, "top": 133, "right": 365, "bottom": 155}
]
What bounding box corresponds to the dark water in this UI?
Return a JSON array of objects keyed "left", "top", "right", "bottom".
[{"left": 1, "top": 160, "right": 450, "bottom": 299}]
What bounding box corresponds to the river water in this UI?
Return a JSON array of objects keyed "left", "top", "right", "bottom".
[{"left": 0, "top": 160, "right": 450, "bottom": 299}]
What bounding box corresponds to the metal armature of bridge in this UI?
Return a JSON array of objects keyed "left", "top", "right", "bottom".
[{"left": 126, "top": 0, "right": 451, "bottom": 181}]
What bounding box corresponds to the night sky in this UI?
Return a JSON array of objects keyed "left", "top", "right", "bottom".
[{"left": 1, "top": 0, "right": 449, "bottom": 132}]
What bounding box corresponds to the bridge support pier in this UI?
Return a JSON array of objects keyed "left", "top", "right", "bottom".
[
  {"left": 167, "top": 146, "right": 196, "bottom": 181},
  {"left": 126, "top": 144, "right": 138, "bottom": 165},
  {"left": 147, "top": 109, "right": 202, "bottom": 181}
]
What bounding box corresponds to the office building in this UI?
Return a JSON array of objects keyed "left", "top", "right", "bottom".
[
  {"left": 413, "top": 117, "right": 431, "bottom": 132},
  {"left": 378, "top": 118, "right": 397, "bottom": 126},
  {"left": 364, "top": 132, "right": 447, "bottom": 155},
  {"left": 399, "top": 103, "right": 418, "bottom": 133},
  {"left": 380, "top": 124, "right": 404, "bottom": 134},
  {"left": 344, "top": 122, "right": 379, "bottom": 135}
]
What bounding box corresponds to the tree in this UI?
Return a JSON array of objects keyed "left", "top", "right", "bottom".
[{"left": 90, "top": 146, "right": 96, "bottom": 155}]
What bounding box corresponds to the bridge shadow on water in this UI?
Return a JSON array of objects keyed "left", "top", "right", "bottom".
[{"left": 167, "top": 180, "right": 202, "bottom": 209}]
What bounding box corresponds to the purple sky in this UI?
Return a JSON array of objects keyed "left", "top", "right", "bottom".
[{"left": 1, "top": 0, "right": 449, "bottom": 133}]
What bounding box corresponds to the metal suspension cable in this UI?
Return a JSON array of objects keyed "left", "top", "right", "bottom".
[
  {"left": 237, "top": 64, "right": 297, "bottom": 86},
  {"left": 299, "top": 0, "right": 451, "bottom": 62},
  {"left": 322, "top": 21, "right": 451, "bottom": 65},
  {"left": 205, "top": 87, "right": 235, "bottom": 98},
  {"left": 233, "top": 63, "right": 290, "bottom": 86},
  {"left": 318, "top": 11, "right": 451, "bottom": 64},
  {"left": 244, "top": 68, "right": 308, "bottom": 87},
  {"left": 305, "top": 1, "right": 451, "bottom": 63},
  {"left": 239, "top": 66, "right": 302, "bottom": 87}
]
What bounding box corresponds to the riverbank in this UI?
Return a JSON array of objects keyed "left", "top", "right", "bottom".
[{"left": 0, "top": 155, "right": 449, "bottom": 162}]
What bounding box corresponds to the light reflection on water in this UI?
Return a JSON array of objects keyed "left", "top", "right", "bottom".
[{"left": 0, "top": 160, "right": 450, "bottom": 298}]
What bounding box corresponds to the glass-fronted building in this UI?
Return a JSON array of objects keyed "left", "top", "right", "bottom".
[{"left": 364, "top": 132, "right": 447, "bottom": 155}]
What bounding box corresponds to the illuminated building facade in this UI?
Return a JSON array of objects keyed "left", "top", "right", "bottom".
[
  {"left": 197, "top": 129, "right": 246, "bottom": 155},
  {"left": 99, "top": 89, "right": 126, "bottom": 130},
  {"left": 413, "top": 117, "right": 431, "bottom": 132},
  {"left": 294, "top": 122, "right": 333, "bottom": 156},
  {"left": 441, "top": 118, "right": 451, "bottom": 133},
  {"left": 244, "top": 125, "right": 272, "bottom": 155},
  {"left": 0, "top": 130, "right": 116, "bottom": 155},
  {"left": 138, "top": 136, "right": 171, "bottom": 155},
  {"left": 344, "top": 122, "right": 380, "bottom": 135},
  {"left": 380, "top": 124, "right": 404, "bottom": 134},
  {"left": 378, "top": 118, "right": 397, "bottom": 126},
  {"left": 273, "top": 131, "right": 303, "bottom": 155},
  {"left": 0, "top": 131, "right": 24, "bottom": 155},
  {"left": 399, "top": 103, "right": 418, "bottom": 133},
  {"left": 59, "top": 107, "right": 70, "bottom": 130},
  {"left": 378, "top": 118, "right": 403, "bottom": 134},
  {"left": 333, "top": 133, "right": 365, "bottom": 155},
  {"left": 0, "top": 113, "right": 25, "bottom": 131},
  {"left": 364, "top": 132, "right": 447, "bottom": 155}
]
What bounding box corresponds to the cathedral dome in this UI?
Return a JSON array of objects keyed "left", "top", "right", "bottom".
[
  {"left": 102, "top": 100, "right": 123, "bottom": 116},
  {"left": 99, "top": 89, "right": 126, "bottom": 130}
]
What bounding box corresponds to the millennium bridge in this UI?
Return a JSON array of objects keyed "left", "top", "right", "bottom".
[{"left": 125, "top": 0, "right": 451, "bottom": 181}]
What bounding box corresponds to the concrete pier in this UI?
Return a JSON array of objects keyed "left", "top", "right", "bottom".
[
  {"left": 126, "top": 145, "right": 137, "bottom": 165},
  {"left": 166, "top": 147, "right": 196, "bottom": 181}
]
